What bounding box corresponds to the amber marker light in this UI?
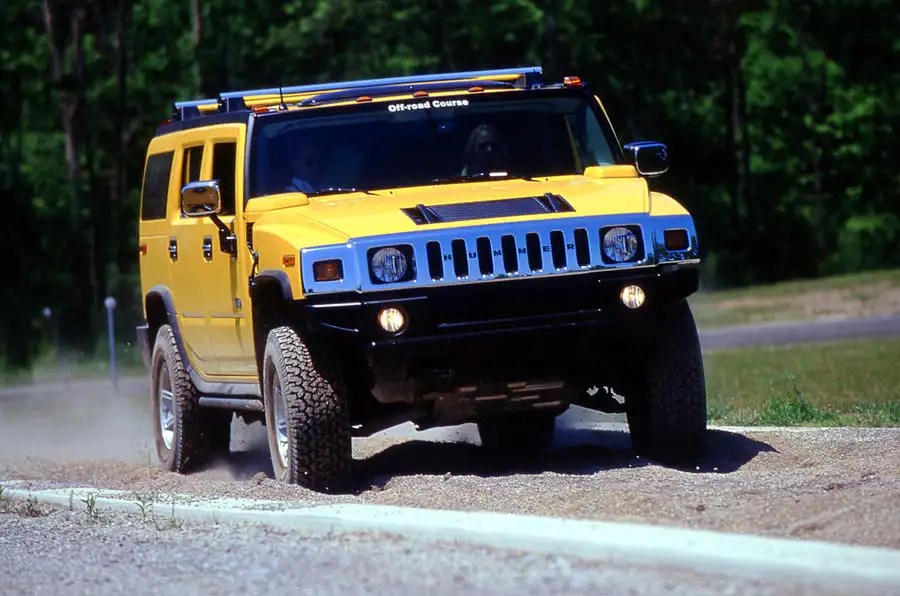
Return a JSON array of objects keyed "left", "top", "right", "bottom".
[
  {"left": 563, "top": 76, "right": 582, "bottom": 87},
  {"left": 664, "top": 229, "right": 690, "bottom": 251},
  {"left": 468, "top": 86, "right": 485, "bottom": 93},
  {"left": 282, "top": 254, "right": 296, "bottom": 268},
  {"left": 313, "top": 259, "right": 344, "bottom": 282},
  {"left": 356, "top": 96, "right": 373, "bottom": 102},
  {"left": 412, "top": 90, "right": 429, "bottom": 98}
]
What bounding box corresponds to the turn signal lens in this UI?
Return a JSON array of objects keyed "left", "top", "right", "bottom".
[
  {"left": 313, "top": 259, "right": 343, "bottom": 282},
  {"left": 377, "top": 307, "right": 407, "bottom": 334},
  {"left": 664, "top": 229, "right": 689, "bottom": 251},
  {"left": 563, "top": 76, "right": 583, "bottom": 87},
  {"left": 620, "top": 285, "right": 646, "bottom": 309}
]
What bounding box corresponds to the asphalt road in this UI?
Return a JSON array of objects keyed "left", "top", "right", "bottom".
[{"left": 698, "top": 313, "right": 900, "bottom": 350}]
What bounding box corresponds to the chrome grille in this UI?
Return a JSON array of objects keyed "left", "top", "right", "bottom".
[
  {"left": 299, "top": 213, "right": 699, "bottom": 295},
  {"left": 421, "top": 224, "right": 625, "bottom": 282}
]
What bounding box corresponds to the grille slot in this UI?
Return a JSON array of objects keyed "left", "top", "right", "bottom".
[
  {"left": 476, "top": 237, "right": 494, "bottom": 276},
  {"left": 550, "top": 230, "right": 566, "bottom": 269},
  {"left": 451, "top": 239, "right": 469, "bottom": 278},
  {"left": 501, "top": 235, "right": 518, "bottom": 274},
  {"left": 574, "top": 228, "right": 590, "bottom": 267},
  {"left": 426, "top": 241, "right": 443, "bottom": 280},
  {"left": 526, "top": 233, "right": 542, "bottom": 272}
]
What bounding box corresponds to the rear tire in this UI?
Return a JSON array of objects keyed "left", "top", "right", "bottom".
[
  {"left": 262, "top": 326, "right": 351, "bottom": 492},
  {"left": 626, "top": 301, "right": 707, "bottom": 463},
  {"left": 150, "top": 324, "right": 231, "bottom": 472},
  {"left": 478, "top": 412, "right": 557, "bottom": 451}
]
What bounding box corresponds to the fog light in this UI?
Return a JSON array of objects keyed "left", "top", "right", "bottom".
[
  {"left": 377, "top": 307, "right": 407, "bottom": 334},
  {"left": 620, "top": 285, "right": 646, "bottom": 309}
]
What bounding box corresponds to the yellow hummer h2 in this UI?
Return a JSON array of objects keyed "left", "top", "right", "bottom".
[{"left": 137, "top": 66, "right": 705, "bottom": 492}]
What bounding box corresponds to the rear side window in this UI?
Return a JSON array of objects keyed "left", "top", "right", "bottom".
[
  {"left": 140, "top": 151, "right": 174, "bottom": 221},
  {"left": 182, "top": 145, "right": 204, "bottom": 186},
  {"left": 212, "top": 142, "right": 237, "bottom": 215}
]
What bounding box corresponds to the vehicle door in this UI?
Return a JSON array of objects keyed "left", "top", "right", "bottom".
[{"left": 205, "top": 132, "right": 255, "bottom": 376}]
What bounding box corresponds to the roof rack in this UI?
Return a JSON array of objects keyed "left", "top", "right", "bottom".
[{"left": 172, "top": 66, "right": 543, "bottom": 121}]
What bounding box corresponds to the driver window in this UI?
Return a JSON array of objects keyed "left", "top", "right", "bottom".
[
  {"left": 211, "top": 141, "right": 237, "bottom": 215},
  {"left": 182, "top": 145, "right": 203, "bottom": 186}
]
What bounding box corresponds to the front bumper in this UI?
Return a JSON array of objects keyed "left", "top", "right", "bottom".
[{"left": 301, "top": 264, "right": 698, "bottom": 346}]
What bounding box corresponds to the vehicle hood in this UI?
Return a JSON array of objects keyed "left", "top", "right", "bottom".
[{"left": 287, "top": 175, "right": 650, "bottom": 241}]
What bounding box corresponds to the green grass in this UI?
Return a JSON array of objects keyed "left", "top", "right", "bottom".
[
  {"left": 705, "top": 337, "right": 900, "bottom": 426},
  {"left": 691, "top": 268, "right": 900, "bottom": 328},
  {"left": 0, "top": 342, "right": 145, "bottom": 386}
]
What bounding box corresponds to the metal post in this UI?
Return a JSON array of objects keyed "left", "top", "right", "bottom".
[
  {"left": 42, "top": 307, "right": 62, "bottom": 380},
  {"left": 104, "top": 297, "right": 117, "bottom": 390}
]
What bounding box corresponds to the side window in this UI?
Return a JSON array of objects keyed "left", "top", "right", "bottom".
[
  {"left": 182, "top": 145, "right": 204, "bottom": 186},
  {"left": 140, "top": 151, "right": 174, "bottom": 221},
  {"left": 212, "top": 142, "right": 237, "bottom": 215}
]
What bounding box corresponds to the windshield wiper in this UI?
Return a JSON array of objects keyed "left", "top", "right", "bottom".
[{"left": 305, "top": 187, "right": 377, "bottom": 197}]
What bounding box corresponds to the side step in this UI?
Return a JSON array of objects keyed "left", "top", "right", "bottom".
[{"left": 198, "top": 396, "right": 264, "bottom": 412}]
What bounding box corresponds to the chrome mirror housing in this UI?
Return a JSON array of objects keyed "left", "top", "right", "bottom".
[
  {"left": 181, "top": 180, "right": 222, "bottom": 217},
  {"left": 623, "top": 141, "right": 669, "bottom": 177}
]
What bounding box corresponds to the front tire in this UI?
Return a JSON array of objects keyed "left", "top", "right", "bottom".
[
  {"left": 626, "top": 301, "right": 707, "bottom": 463},
  {"left": 262, "top": 326, "right": 351, "bottom": 492},
  {"left": 150, "top": 324, "right": 231, "bottom": 472}
]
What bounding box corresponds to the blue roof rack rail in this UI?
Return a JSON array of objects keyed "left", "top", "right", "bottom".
[
  {"left": 298, "top": 79, "right": 516, "bottom": 107},
  {"left": 171, "top": 66, "right": 543, "bottom": 120},
  {"left": 173, "top": 98, "right": 219, "bottom": 121},
  {"left": 219, "top": 66, "right": 543, "bottom": 112}
]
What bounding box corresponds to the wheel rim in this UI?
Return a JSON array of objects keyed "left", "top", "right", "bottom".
[
  {"left": 158, "top": 364, "right": 175, "bottom": 450},
  {"left": 272, "top": 376, "right": 289, "bottom": 469}
]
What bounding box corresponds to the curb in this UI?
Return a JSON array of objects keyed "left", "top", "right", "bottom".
[{"left": 4, "top": 484, "right": 899, "bottom": 588}]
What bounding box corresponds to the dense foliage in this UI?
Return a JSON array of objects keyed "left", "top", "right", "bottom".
[{"left": 1, "top": 0, "right": 897, "bottom": 366}]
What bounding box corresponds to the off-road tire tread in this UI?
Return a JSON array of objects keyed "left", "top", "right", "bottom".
[
  {"left": 264, "top": 326, "right": 350, "bottom": 493},
  {"left": 151, "top": 324, "right": 228, "bottom": 472},
  {"left": 627, "top": 300, "right": 707, "bottom": 462}
]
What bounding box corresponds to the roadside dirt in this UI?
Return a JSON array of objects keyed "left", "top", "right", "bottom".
[
  {"left": 694, "top": 282, "right": 900, "bottom": 327},
  {"left": 1, "top": 379, "right": 897, "bottom": 550}
]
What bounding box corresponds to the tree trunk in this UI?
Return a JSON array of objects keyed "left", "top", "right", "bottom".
[{"left": 191, "top": 0, "right": 204, "bottom": 95}]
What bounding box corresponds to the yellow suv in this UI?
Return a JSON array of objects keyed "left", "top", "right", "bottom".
[{"left": 137, "top": 67, "right": 705, "bottom": 492}]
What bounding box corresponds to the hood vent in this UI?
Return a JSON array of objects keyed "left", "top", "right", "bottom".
[{"left": 402, "top": 193, "right": 574, "bottom": 225}]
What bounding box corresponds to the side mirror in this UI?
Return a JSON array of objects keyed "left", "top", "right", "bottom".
[
  {"left": 623, "top": 141, "right": 668, "bottom": 177},
  {"left": 181, "top": 180, "right": 221, "bottom": 217}
]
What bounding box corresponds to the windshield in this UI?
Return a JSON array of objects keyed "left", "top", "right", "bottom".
[{"left": 248, "top": 90, "right": 619, "bottom": 198}]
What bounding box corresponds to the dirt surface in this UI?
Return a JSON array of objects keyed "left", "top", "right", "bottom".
[
  {"left": 1, "top": 379, "right": 897, "bottom": 550},
  {"left": 2, "top": 504, "right": 865, "bottom": 596}
]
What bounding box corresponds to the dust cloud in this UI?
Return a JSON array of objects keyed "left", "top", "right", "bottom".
[{"left": 0, "top": 377, "right": 153, "bottom": 463}]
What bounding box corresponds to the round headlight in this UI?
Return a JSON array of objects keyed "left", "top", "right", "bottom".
[
  {"left": 371, "top": 247, "right": 408, "bottom": 283},
  {"left": 603, "top": 227, "right": 639, "bottom": 262}
]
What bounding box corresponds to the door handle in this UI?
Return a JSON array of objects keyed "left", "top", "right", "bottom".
[
  {"left": 202, "top": 236, "right": 213, "bottom": 260},
  {"left": 168, "top": 237, "right": 178, "bottom": 261}
]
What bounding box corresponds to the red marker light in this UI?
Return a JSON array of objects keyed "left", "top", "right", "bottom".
[
  {"left": 252, "top": 105, "right": 270, "bottom": 114},
  {"left": 563, "top": 76, "right": 582, "bottom": 87},
  {"left": 138, "top": 243, "right": 148, "bottom": 256}
]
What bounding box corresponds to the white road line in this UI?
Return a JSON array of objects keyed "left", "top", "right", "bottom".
[{"left": 4, "top": 484, "right": 899, "bottom": 589}]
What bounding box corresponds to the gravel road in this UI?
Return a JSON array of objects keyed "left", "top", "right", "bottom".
[
  {"left": 1, "top": 379, "right": 897, "bottom": 551},
  {"left": 2, "top": 503, "right": 871, "bottom": 596}
]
